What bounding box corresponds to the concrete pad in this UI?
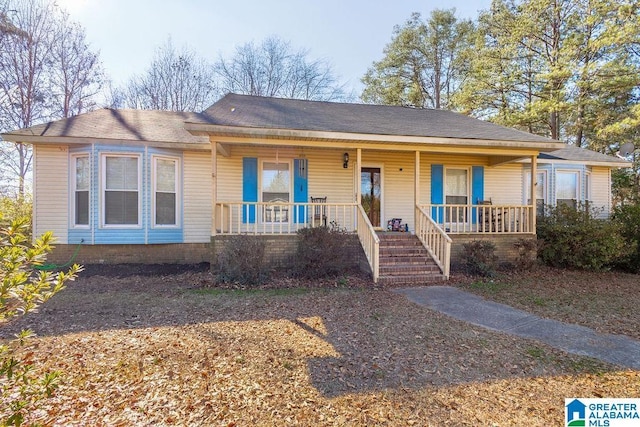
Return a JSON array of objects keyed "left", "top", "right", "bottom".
[{"left": 393, "top": 286, "right": 640, "bottom": 370}]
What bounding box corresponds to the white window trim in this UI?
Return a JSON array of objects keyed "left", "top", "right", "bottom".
[
  {"left": 100, "top": 153, "right": 142, "bottom": 228},
  {"left": 555, "top": 169, "right": 580, "bottom": 207},
  {"left": 152, "top": 155, "right": 181, "bottom": 228},
  {"left": 523, "top": 169, "right": 548, "bottom": 206},
  {"left": 70, "top": 153, "right": 91, "bottom": 229},
  {"left": 259, "top": 159, "right": 293, "bottom": 224},
  {"left": 585, "top": 170, "right": 592, "bottom": 202},
  {"left": 443, "top": 166, "right": 471, "bottom": 204}
]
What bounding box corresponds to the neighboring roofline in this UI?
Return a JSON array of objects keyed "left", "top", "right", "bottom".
[
  {"left": 0, "top": 133, "right": 212, "bottom": 151},
  {"left": 185, "top": 122, "right": 567, "bottom": 151}
]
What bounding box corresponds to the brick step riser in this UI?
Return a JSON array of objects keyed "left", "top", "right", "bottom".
[
  {"left": 378, "top": 275, "right": 445, "bottom": 285},
  {"left": 380, "top": 258, "right": 437, "bottom": 265},
  {"left": 380, "top": 247, "right": 429, "bottom": 257},
  {"left": 379, "top": 267, "right": 440, "bottom": 276}
]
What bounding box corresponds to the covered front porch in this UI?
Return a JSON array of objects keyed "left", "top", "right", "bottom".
[{"left": 209, "top": 146, "right": 540, "bottom": 283}]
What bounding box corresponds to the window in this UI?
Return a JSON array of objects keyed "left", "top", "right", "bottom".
[
  {"left": 261, "top": 161, "right": 290, "bottom": 222},
  {"left": 445, "top": 168, "right": 468, "bottom": 222},
  {"left": 103, "top": 155, "right": 140, "bottom": 226},
  {"left": 525, "top": 170, "right": 547, "bottom": 216},
  {"left": 73, "top": 155, "right": 90, "bottom": 226},
  {"left": 154, "top": 156, "right": 179, "bottom": 226},
  {"left": 556, "top": 171, "right": 579, "bottom": 209}
]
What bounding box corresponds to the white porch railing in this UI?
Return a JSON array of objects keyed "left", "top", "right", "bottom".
[
  {"left": 214, "top": 202, "right": 357, "bottom": 234},
  {"left": 420, "top": 204, "right": 534, "bottom": 234},
  {"left": 356, "top": 205, "right": 380, "bottom": 283},
  {"left": 415, "top": 206, "right": 452, "bottom": 279}
]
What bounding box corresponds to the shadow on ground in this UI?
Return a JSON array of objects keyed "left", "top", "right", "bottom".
[{"left": 1, "top": 265, "right": 618, "bottom": 398}]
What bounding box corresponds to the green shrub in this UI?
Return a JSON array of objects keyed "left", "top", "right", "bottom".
[
  {"left": 215, "top": 235, "right": 270, "bottom": 286},
  {"left": 461, "top": 240, "right": 498, "bottom": 277},
  {"left": 612, "top": 202, "right": 640, "bottom": 273},
  {"left": 293, "top": 225, "right": 352, "bottom": 279},
  {"left": 1, "top": 215, "right": 81, "bottom": 426},
  {"left": 537, "top": 204, "right": 628, "bottom": 270}
]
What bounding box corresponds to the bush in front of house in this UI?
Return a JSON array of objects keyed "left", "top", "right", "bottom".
[
  {"left": 537, "top": 203, "right": 628, "bottom": 271},
  {"left": 1, "top": 215, "right": 81, "bottom": 426},
  {"left": 215, "top": 235, "right": 270, "bottom": 286},
  {"left": 513, "top": 238, "right": 539, "bottom": 271},
  {"left": 293, "top": 225, "right": 352, "bottom": 279},
  {"left": 461, "top": 240, "right": 498, "bottom": 277},
  {"left": 612, "top": 202, "right": 640, "bottom": 273}
]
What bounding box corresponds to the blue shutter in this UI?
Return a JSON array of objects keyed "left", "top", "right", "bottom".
[
  {"left": 242, "top": 157, "right": 258, "bottom": 223},
  {"left": 471, "top": 166, "right": 485, "bottom": 224},
  {"left": 431, "top": 164, "right": 444, "bottom": 221},
  {"left": 293, "top": 159, "right": 308, "bottom": 223}
]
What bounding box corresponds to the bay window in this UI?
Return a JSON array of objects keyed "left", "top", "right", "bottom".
[
  {"left": 556, "top": 171, "right": 579, "bottom": 209},
  {"left": 153, "top": 156, "right": 179, "bottom": 226},
  {"left": 103, "top": 154, "right": 140, "bottom": 226},
  {"left": 73, "top": 155, "right": 90, "bottom": 226}
]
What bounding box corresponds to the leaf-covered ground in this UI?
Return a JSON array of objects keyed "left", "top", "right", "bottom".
[{"left": 1, "top": 266, "right": 638, "bottom": 426}]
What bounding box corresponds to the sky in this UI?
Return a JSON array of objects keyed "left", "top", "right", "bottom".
[{"left": 57, "top": 0, "right": 492, "bottom": 96}]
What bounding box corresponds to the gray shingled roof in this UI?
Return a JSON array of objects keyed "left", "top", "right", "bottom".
[
  {"left": 195, "top": 93, "right": 557, "bottom": 143},
  {"left": 541, "top": 145, "right": 629, "bottom": 165},
  {"left": 3, "top": 108, "right": 209, "bottom": 145}
]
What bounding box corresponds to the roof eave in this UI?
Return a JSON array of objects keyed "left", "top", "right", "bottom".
[
  {"left": 185, "top": 123, "right": 565, "bottom": 151},
  {"left": 0, "top": 133, "right": 211, "bottom": 151}
]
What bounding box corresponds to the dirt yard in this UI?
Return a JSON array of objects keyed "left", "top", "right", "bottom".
[{"left": 1, "top": 265, "right": 638, "bottom": 426}]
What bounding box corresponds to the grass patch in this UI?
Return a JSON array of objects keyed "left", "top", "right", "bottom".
[{"left": 468, "top": 279, "right": 510, "bottom": 294}]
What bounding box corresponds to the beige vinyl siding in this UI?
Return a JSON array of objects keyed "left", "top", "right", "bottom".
[
  {"left": 590, "top": 166, "right": 611, "bottom": 218},
  {"left": 216, "top": 146, "right": 355, "bottom": 203},
  {"left": 33, "top": 145, "right": 69, "bottom": 243},
  {"left": 485, "top": 164, "right": 524, "bottom": 204},
  {"left": 183, "top": 151, "right": 212, "bottom": 242}
]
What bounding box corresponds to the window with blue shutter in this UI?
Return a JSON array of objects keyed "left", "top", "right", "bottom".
[
  {"left": 471, "top": 166, "right": 484, "bottom": 224},
  {"left": 293, "top": 158, "right": 308, "bottom": 223},
  {"left": 242, "top": 157, "right": 258, "bottom": 223},
  {"left": 431, "top": 164, "right": 443, "bottom": 221}
]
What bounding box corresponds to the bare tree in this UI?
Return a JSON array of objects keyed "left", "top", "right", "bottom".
[
  {"left": 0, "top": 0, "right": 104, "bottom": 197},
  {"left": 215, "top": 36, "right": 347, "bottom": 101},
  {"left": 50, "top": 16, "right": 105, "bottom": 118},
  {"left": 123, "top": 38, "right": 217, "bottom": 112}
]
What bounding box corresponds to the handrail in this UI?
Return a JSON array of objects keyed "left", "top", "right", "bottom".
[
  {"left": 415, "top": 206, "right": 452, "bottom": 279},
  {"left": 356, "top": 205, "right": 380, "bottom": 283},
  {"left": 420, "top": 203, "right": 534, "bottom": 234}
]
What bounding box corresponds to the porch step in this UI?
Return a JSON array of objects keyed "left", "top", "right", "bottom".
[{"left": 376, "top": 232, "right": 446, "bottom": 286}]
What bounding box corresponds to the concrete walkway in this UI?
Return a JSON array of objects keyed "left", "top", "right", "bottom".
[{"left": 393, "top": 286, "right": 640, "bottom": 370}]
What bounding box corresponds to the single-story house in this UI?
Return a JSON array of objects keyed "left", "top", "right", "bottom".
[{"left": 1, "top": 94, "right": 630, "bottom": 284}]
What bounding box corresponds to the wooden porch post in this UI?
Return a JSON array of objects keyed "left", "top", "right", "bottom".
[
  {"left": 211, "top": 140, "right": 217, "bottom": 236},
  {"left": 356, "top": 148, "right": 362, "bottom": 205},
  {"left": 414, "top": 151, "right": 420, "bottom": 207},
  {"left": 530, "top": 154, "right": 537, "bottom": 233}
]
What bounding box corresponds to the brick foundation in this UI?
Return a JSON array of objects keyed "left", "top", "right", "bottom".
[
  {"left": 211, "top": 233, "right": 368, "bottom": 272},
  {"left": 449, "top": 234, "right": 537, "bottom": 270},
  {"left": 47, "top": 243, "right": 211, "bottom": 265}
]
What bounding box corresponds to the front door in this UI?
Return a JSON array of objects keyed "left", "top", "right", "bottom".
[{"left": 361, "top": 167, "right": 381, "bottom": 227}]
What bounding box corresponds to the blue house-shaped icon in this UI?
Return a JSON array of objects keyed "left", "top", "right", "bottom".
[{"left": 567, "top": 399, "right": 586, "bottom": 423}]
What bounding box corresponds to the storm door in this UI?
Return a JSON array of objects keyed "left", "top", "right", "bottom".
[{"left": 361, "top": 167, "right": 381, "bottom": 227}]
